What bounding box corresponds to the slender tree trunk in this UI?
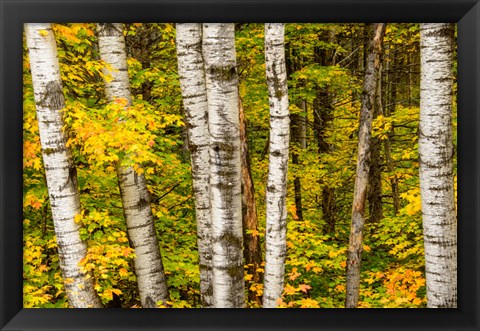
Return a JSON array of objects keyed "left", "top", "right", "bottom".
[
  {"left": 384, "top": 138, "right": 400, "bottom": 215},
  {"left": 97, "top": 23, "right": 169, "bottom": 308},
  {"left": 345, "top": 23, "right": 386, "bottom": 308},
  {"left": 175, "top": 23, "right": 214, "bottom": 308},
  {"left": 239, "top": 97, "right": 263, "bottom": 306},
  {"left": 383, "top": 47, "right": 400, "bottom": 215},
  {"left": 419, "top": 23, "right": 457, "bottom": 308},
  {"left": 202, "top": 23, "right": 245, "bottom": 308},
  {"left": 368, "top": 50, "right": 384, "bottom": 224},
  {"left": 313, "top": 28, "right": 337, "bottom": 235},
  {"left": 25, "top": 23, "right": 102, "bottom": 308},
  {"left": 263, "top": 23, "right": 290, "bottom": 308},
  {"left": 313, "top": 90, "right": 337, "bottom": 235},
  {"left": 290, "top": 103, "right": 306, "bottom": 222},
  {"left": 285, "top": 43, "right": 305, "bottom": 222}
]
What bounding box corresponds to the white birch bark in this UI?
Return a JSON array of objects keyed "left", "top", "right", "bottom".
[
  {"left": 202, "top": 23, "right": 245, "bottom": 308},
  {"left": 175, "top": 23, "right": 214, "bottom": 308},
  {"left": 419, "top": 23, "right": 457, "bottom": 308},
  {"left": 25, "top": 23, "right": 102, "bottom": 308},
  {"left": 97, "top": 23, "right": 169, "bottom": 308},
  {"left": 262, "top": 23, "right": 290, "bottom": 308}
]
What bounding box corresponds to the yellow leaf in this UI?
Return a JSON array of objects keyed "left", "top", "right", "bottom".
[
  {"left": 103, "top": 289, "right": 113, "bottom": 300},
  {"left": 39, "top": 29, "right": 49, "bottom": 37},
  {"left": 299, "top": 298, "right": 320, "bottom": 308},
  {"left": 284, "top": 284, "right": 297, "bottom": 296},
  {"left": 365, "top": 278, "right": 375, "bottom": 285},
  {"left": 412, "top": 298, "right": 423, "bottom": 305},
  {"left": 74, "top": 214, "right": 83, "bottom": 224},
  {"left": 63, "top": 278, "right": 75, "bottom": 285}
]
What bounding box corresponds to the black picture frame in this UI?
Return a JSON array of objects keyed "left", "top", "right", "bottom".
[{"left": 1, "top": 0, "right": 479, "bottom": 330}]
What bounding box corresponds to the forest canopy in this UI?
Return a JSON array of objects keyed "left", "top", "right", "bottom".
[{"left": 23, "top": 23, "right": 457, "bottom": 308}]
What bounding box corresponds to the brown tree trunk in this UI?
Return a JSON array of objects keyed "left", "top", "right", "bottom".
[
  {"left": 383, "top": 47, "right": 400, "bottom": 215},
  {"left": 384, "top": 139, "right": 400, "bottom": 215},
  {"left": 239, "top": 98, "right": 263, "bottom": 306},
  {"left": 367, "top": 49, "right": 384, "bottom": 224},
  {"left": 345, "top": 23, "right": 386, "bottom": 308},
  {"left": 290, "top": 101, "right": 307, "bottom": 222},
  {"left": 285, "top": 42, "right": 305, "bottom": 222},
  {"left": 313, "top": 28, "right": 338, "bottom": 235}
]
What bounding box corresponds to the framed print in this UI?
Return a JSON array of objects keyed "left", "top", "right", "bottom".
[{"left": 1, "top": 0, "right": 479, "bottom": 330}]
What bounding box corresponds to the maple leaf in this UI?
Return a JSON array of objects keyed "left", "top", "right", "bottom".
[
  {"left": 298, "top": 284, "right": 312, "bottom": 293},
  {"left": 283, "top": 284, "right": 297, "bottom": 296},
  {"left": 288, "top": 268, "right": 300, "bottom": 281}
]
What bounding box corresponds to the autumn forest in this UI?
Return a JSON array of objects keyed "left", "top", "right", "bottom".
[{"left": 23, "top": 23, "right": 457, "bottom": 308}]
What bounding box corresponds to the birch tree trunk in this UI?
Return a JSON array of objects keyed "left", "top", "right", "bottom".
[
  {"left": 345, "top": 23, "right": 386, "bottom": 308},
  {"left": 25, "top": 23, "right": 102, "bottom": 308},
  {"left": 419, "top": 23, "right": 457, "bottom": 308},
  {"left": 97, "top": 23, "right": 169, "bottom": 308},
  {"left": 262, "top": 23, "right": 290, "bottom": 308},
  {"left": 175, "top": 23, "right": 214, "bottom": 308},
  {"left": 202, "top": 23, "right": 245, "bottom": 308}
]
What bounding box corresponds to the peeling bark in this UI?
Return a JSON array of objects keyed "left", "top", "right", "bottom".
[
  {"left": 239, "top": 98, "right": 263, "bottom": 306},
  {"left": 345, "top": 23, "right": 386, "bottom": 308}
]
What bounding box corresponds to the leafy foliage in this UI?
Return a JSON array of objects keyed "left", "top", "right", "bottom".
[{"left": 23, "top": 23, "right": 456, "bottom": 308}]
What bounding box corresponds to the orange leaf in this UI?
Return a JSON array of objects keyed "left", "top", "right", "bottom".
[
  {"left": 299, "top": 284, "right": 312, "bottom": 293},
  {"left": 288, "top": 268, "right": 300, "bottom": 281},
  {"left": 119, "top": 268, "right": 128, "bottom": 277}
]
